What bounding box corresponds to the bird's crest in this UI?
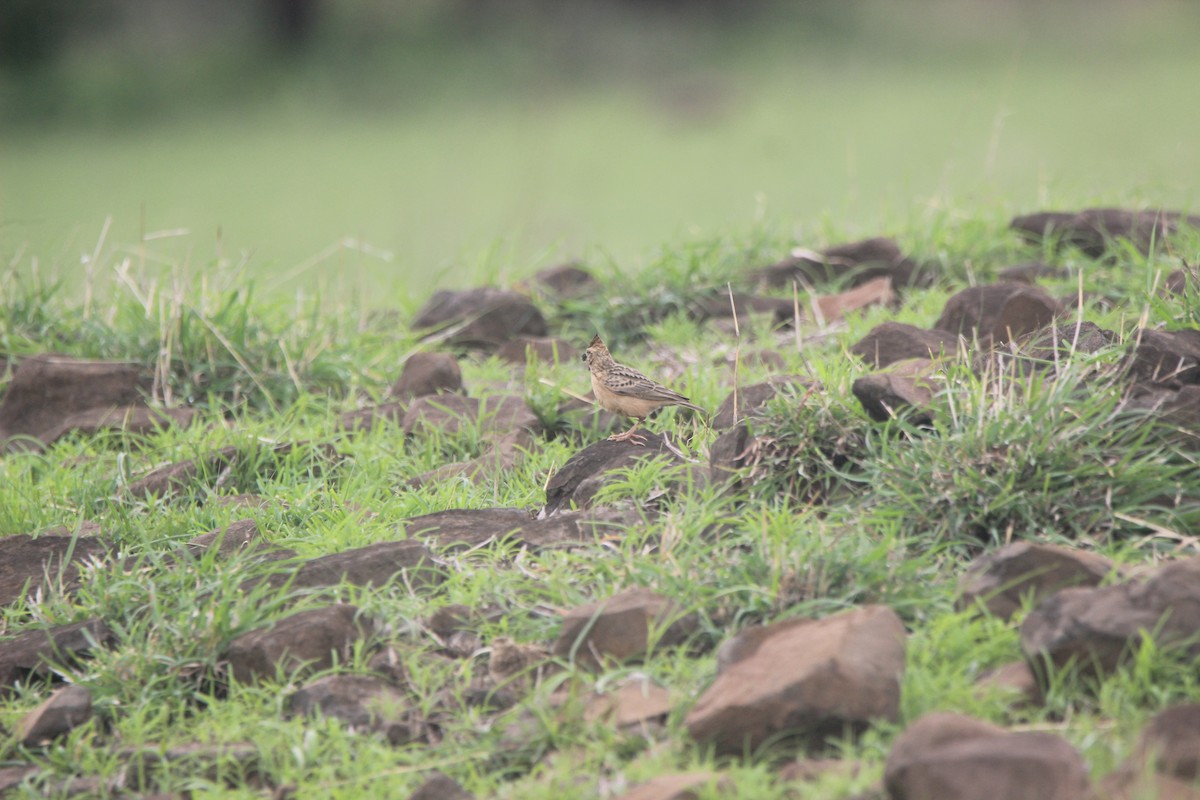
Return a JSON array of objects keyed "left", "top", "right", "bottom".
[{"left": 588, "top": 334, "right": 606, "bottom": 349}]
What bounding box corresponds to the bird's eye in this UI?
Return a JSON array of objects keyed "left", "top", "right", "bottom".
[{"left": 581, "top": 353, "right": 588, "bottom": 362}]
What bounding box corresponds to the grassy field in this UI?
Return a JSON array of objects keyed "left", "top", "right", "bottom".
[
  {"left": 0, "top": 212, "right": 1197, "bottom": 797},
  {"left": 2, "top": 2, "right": 1199, "bottom": 303},
  {"left": 1, "top": 3, "right": 1199, "bottom": 797}
]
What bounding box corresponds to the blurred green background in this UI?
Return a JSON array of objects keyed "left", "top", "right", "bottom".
[{"left": 2, "top": 0, "right": 1198, "bottom": 303}]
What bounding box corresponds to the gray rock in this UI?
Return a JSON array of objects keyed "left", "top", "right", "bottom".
[
  {"left": 0, "top": 529, "right": 110, "bottom": 607},
  {"left": 412, "top": 287, "right": 546, "bottom": 349},
  {"left": 851, "top": 358, "right": 940, "bottom": 423},
  {"left": 934, "top": 283, "right": 1063, "bottom": 347},
  {"left": 852, "top": 322, "right": 960, "bottom": 368},
  {"left": 542, "top": 434, "right": 690, "bottom": 514},
  {"left": 390, "top": 352, "right": 463, "bottom": 400},
  {"left": 1011, "top": 207, "right": 1200, "bottom": 258},
  {"left": 265, "top": 539, "right": 443, "bottom": 594},
  {"left": 553, "top": 588, "right": 697, "bottom": 671},
  {"left": 0, "top": 619, "right": 113, "bottom": 695},
  {"left": 289, "top": 674, "right": 421, "bottom": 744},
  {"left": 885, "top": 711, "right": 1092, "bottom": 800},
  {"left": 0, "top": 354, "right": 194, "bottom": 452},
  {"left": 958, "top": 542, "right": 1118, "bottom": 621},
  {"left": 712, "top": 376, "right": 815, "bottom": 431},
  {"left": 686, "top": 605, "right": 906, "bottom": 755},
  {"left": 408, "top": 771, "right": 474, "bottom": 800},
  {"left": 224, "top": 605, "right": 374, "bottom": 684},
  {"left": 1021, "top": 556, "right": 1200, "bottom": 677},
  {"left": 753, "top": 237, "right": 921, "bottom": 289},
  {"left": 18, "top": 684, "right": 93, "bottom": 746}
]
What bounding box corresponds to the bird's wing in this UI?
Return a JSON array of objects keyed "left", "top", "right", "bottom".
[{"left": 606, "top": 364, "right": 698, "bottom": 406}]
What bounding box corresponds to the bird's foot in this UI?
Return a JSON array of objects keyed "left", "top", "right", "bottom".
[{"left": 607, "top": 430, "right": 647, "bottom": 446}]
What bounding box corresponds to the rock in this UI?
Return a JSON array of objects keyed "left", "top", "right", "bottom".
[
  {"left": 754, "top": 237, "right": 920, "bottom": 290},
  {"left": 411, "top": 287, "right": 547, "bottom": 349},
  {"left": 402, "top": 507, "right": 633, "bottom": 552},
  {"left": 18, "top": 684, "right": 93, "bottom": 746},
  {"left": 423, "top": 604, "right": 503, "bottom": 661},
  {"left": 0, "top": 619, "right": 113, "bottom": 694},
  {"left": 1125, "top": 329, "right": 1200, "bottom": 387},
  {"left": 1130, "top": 704, "right": 1200, "bottom": 782},
  {"left": 934, "top": 283, "right": 1064, "bottom": 347},
  {"left": 185, "top": 519, "right": 263, "bottom": 559},
  {"left": 1163, "top": 269, "right": 1192, "bottom": 297},
  {"left": 542, "top": 433, "right": 688, "bottom": 515},
  {"left": 121, "top": 445, "right": 239, "bottom": 500},
  {"left": 0, "top": 354, "right": 194, "bottom": 452},
  {"left": 496, "top": 336, "right": 579, "bottom": 365},
  {"left": 408, "top": 771, "right": 474, "bottom": 800},
  {"left": 615, "top": 771, "right": 725, "bottom": 800},
  {"left": 971, "top": 321, "right": 1118, "bottom": 381},
  {"left": 583, "top": 675, "right": 672, "bottom": 730},
  {"left": 1011, "top": 207, "right": 1200, "bottom": 258},
  {"left": 337, "top": 402, "right": 407, "bottom": 433},
  {"left": 389, "top": 352, "right": 464, "bottom": 400},
  {"left": 997, "top": 262, "right": 1067, "bottom": 284},
  {"left": 809, "top": 276, "right": 895, "bottom": 325},
  {"left": 709, "top": 423, "right": 756, "bottom": 484},
  {"left": 973, "top": 661, "right": 1042, "bottom": 708},
  {"left": 1123, "top": 384, "right": 1200, "bottom": 429},
  {"left": 426, "top": 604, "right": 477, "bottom": 638},
  {"left": 851, "top": 322, "right": 960, "bottom": 368},
  {"left": 958, "top": 542, "right": 1119, "bottom": 621},
  {"left": 0, "top": 529, "right": 111, "bottom": 607},
  {"left": 1021, "top": 556, "right": 1200, "bottom": 677},
  {"left": 0, "top": 766, "right": 39, "bottom": 794},
  {"left": 884, "top": 711, "right": 1092, "bottom": 800},
  {"left": 535, "top": 262, "right": 597, "bottom": 298},
  {"left": 851, "top": 358, "right": 940, "bottom": 423},
  {"left": 686, "top": 605, "right": 906, "bottom": 755},
  {"left": 488, "top": 637, "right": 557, "bottom": 695},
  {"left": 712, "top": 375, "right": 814, "bottom": 431},
  {"left": 1002, "top": 319, "right": 1117, "bottom": 360},
  {"left": 264, "top": 540, "right": 443, "bottom": 594},
  {"left": 1098, "top": 705, "right": 1200, "bottom": 799},
  {"left": 224, "top": 605, "right": 375, "bottom": 684},
  {"left": 288, "top": 674, "right": 420, "bottom": 743},
  {"left": 402, "top": 393, "right": 542, "bottom": 439},
  {"left": 553, "top": 588, "right": 698, "bottom": 671}
]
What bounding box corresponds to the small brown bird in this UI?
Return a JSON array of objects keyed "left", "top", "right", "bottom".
[{"left": 582, "top": 335, "right": 705, "bottom": 445}]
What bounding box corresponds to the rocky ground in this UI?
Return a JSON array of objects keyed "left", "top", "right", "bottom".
[{"left": 1, "top": 207, "right": 1199, "bottom": 798}]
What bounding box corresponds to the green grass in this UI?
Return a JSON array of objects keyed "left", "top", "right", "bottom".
[
  {"left": 0, "top": 208, "right": 1197, "bottom": 797},
  {"left": 2, "top": 1, "right": 1199, "bottom": 303},
  {"left": 2, "top": 4, "right": 1199, "bottom": 793}
]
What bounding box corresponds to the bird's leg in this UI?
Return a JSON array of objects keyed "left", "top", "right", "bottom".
[{"left": 608, "top": 419, "right": 647, "bottom": 446}]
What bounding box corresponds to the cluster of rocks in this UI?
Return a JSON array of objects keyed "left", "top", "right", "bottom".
[
  {"left": 5, "top": 517, "right": 1200, "bottom": 797},
  {"left": 1, "top": 206, "right": 1198, "bottom": 797},
  {"left": 0, "top": 354, "right": 196, "bottom": 454},
  {"left": 846, "top": 284, "right": 1199, "bottom": 430}
]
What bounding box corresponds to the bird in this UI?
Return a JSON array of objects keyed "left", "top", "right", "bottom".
[{"left": 582, "top": 334, "right": 705, "bottom": 446}]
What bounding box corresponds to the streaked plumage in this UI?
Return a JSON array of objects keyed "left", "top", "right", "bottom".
[{"left": 582, "top": 335, "right": 705, "bottom": 445}]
